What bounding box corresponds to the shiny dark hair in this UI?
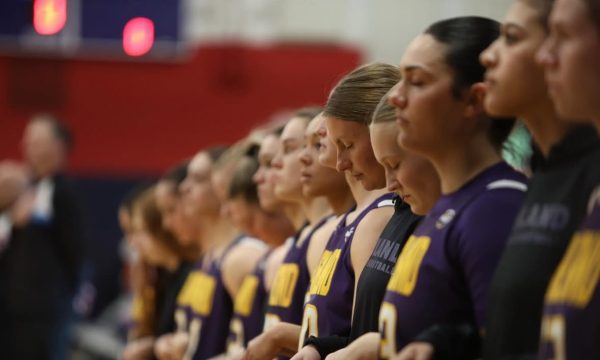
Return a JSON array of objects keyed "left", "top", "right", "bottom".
[
  {"left": 584, "top": 0, "right": 600, "bottom": 30},
  {"left": 425, "top": 16, "right": 516, "bottom": 150}
]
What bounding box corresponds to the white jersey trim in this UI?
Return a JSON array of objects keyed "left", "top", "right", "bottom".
[
  {"left": 377, "top": 199, "right": 396, "bottom": 208},
  {"left": 239, "top": 236, "right": 269, "bottom": 251},
  {"left": 486, "top": 179, "right": 528, "bottom": 192}
]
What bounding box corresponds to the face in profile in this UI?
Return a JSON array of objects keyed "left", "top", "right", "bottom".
[
  {"left": 537, "top": 0, "right": 600, "bottom": 122},
  {"left": 155, "top": 180, "right": 196, "bottom": 246},
  {"left": 271, "top": 117, "right": 307, "bottom": 202},
  {"left": 129, "top": 209, "right": 167, "bottom": 267},
  {"left": 371, "top": 121, "right": 441, "bottom": 215},
  {"left": 316, "top": 119, "right": 338, "bottom": 169},
  {"left": 300, "top": 115, "right": 348, "bottom": 198},
  {"left": 227, "top": 195, "right": 256, "bottom": 235},
  {"left": 253, "top": 134, "right": 285, "bottom": 212},
  {"left": 180, "top": 152, "right": 221, "bottom": 219},
  {"left": 325, "top": 115, "right": 386, "bottom": 191},
  {"left": 390, "top": 34, "right": 475, "bottom": 158},
  {"left": 481, "top": 1, "right": 551, "bottom": 117}
]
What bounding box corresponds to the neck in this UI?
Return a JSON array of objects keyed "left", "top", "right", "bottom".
[
  {"left": 346, "top": 174, "right": 388, "bottom": 208},
  {"left": 256, "top": 211, "right": 295, "bottom": 247},
  {"left": 284, "top": 203, "right": 307, "bottom": 231},
  {"left": 522, "top": 102, "right": 574, "bottom": 157},
  {"left": 431, "top": 134, "right": 501, "bottom": 194},
  {"left": 303, "top": 196, "right": 332, "bottom": 224},
  {"left": 198, "top": 211, "right": 239, "bottom": 252},
  {"left": 326, "top": 186, "right": 355, "bottom": 215}
]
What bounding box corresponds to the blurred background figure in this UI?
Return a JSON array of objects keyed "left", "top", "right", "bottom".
[{"left": 0, "top": 114, "right": 85, "bottom": 360}]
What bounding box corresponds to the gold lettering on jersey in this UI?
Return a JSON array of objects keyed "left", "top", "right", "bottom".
[
  {"left": 177, "top": 271, "right": 217, "bottom": 316},
  {"left": 234, "top": 275, "right": 259, "bottom": 316},
  {"left": 309, "top": 249, "right": 341, "bottom": 296},
  {"left": 387, "top": 235, "right": 431, "bottom": 296},
  {"left": 131, "top": 295, "right": 144, "bottom": 322},
  {"left": 546, "top": 231, "right": 600, "bottom": 307},
  {"left": 269, "top": 264, "right": 299, "bottom": 307}
]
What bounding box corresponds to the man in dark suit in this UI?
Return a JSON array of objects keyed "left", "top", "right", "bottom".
[{"left": 1, "top": 115, "right": 84, "bottom": 360}]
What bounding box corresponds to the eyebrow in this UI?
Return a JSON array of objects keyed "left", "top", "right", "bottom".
[
  {"left": 402, "top": 65, "right": 426, "bottom": 73},
  {"left": 503, "top": 22, "right": 524, "bottom": 32},
  {"left": 282, "top": 138, "right": 299, "bottom": 146}
]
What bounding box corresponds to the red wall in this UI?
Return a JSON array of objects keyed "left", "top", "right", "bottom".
[{"left": 0, "top": 44, "right": 361, "bottom": 176}]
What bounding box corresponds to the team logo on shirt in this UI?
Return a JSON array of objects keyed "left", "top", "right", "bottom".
[
  {"left": 436, "top": 209, "right": 456, "bottom": 229},
  {"left": 344, "top": 227, "right": 355, "bottom": 242}
]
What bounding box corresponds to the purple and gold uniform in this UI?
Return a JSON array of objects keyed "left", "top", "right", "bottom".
[
  {"left": 264, "top": 217, "right": 331, "bottom": 332},
  {"left": 539, "top": 186, "right": 600, "bottom": 360},
  {"left": 300, "top": 194, "right": 395, "bottom": 346},
  {"left": 378, "top": 162, "right": 526, "bottom": 359},
  {"left": 175, "top": 236, "right": 243, "bottom": 360},
  {"left": 227, "top": 250, "right": 271, "bottom": 352}
]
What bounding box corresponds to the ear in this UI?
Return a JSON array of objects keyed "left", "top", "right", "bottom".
[{"left": 463, "top": 82, "right": 487, "bottom": 119}]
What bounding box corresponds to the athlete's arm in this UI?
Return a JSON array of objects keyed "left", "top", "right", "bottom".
[
  {"left": 264, "top": 242, "right": 291, "bottom": 291},
  {"left": 306, "top": 219, "right": 338, "bottom": 277},
  {"left": 243, "top": 322, "right": 302, "bottom": 360},
  {"left": 396, "top": 323, "right": 480, "bottom": 360},
  {"left": 325, "top": 332, "right": 380, "bottom": 360},
  {"left": 222, "top": 240, "right": 268, "bottom": 299}
]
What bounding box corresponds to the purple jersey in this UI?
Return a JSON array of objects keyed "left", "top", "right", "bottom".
[
  {"left": 539, "top": 186, "right": 600, "bottom": 360},
  {"left": 300, "top": 193, "right": 395, "bottom": 346},
  {"left": 227, "top": 250, "right": 271, "bottom": 351},
  {"left": 175, "top": 236, "right": 243, "bottom": 360},
  {"left": 264, "top": 217, "right": 331, "bottom": 332},
  {"left": 378, "top": 162, "right": 526, "bottom": 359}
]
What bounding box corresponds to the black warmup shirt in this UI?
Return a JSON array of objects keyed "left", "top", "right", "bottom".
[
  {"left": 484, "top": 126, "right": 600, "bottom": 359},
  {"left": 154, "top": 261, "right": 193, "bottom": 337},
  {"left": 306, "top": 198, "right": 422, "bottom": 357}
]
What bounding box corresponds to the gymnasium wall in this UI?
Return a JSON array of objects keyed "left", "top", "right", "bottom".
[{"left": 0, "top": 44, "right": 361, "bottom": 314}]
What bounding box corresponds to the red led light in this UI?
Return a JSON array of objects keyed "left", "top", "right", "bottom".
[
  {"left": 123, "top": 17, "right": 155, "bottom": 57},
  {"left": 33, "top": 0, "right": 67, "bottom": 35}
]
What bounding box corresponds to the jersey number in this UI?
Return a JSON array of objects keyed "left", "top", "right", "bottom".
[
  {"left": 175, "top": 309, "right": 203, "bottom": 360},
  {"left": 298, "top": 304, "right": 319, "bottom": 351},
  {"left": 541, "top": 315, "right": 565, "bottom": 360},
  {"left": 379, "top": 302, "right": 397, "bottom": 360}
]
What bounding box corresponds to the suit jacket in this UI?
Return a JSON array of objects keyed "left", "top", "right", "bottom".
[{"left": 3, "top": 173, "right": 84, "bottom": 320}]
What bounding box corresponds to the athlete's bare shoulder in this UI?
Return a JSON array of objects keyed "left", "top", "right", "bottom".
[{"left": 264, "top": 239, "right": 293, "bottom": 291}]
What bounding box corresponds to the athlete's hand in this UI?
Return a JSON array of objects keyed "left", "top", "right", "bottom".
[
  {"left": 155, "top": 332, "right": 189, "bottom": 360},
  {"left": 395, "top": 342, "right": 434, "bottom": 360},
  {"left": 243, "top": 330, "right": 281, "bottom": 360},
  {"left": 290, "top": 345, "right": 321, "bottom": 360},
  {"left": 122, "top": 336, "right": 155, "bottom": 360}
]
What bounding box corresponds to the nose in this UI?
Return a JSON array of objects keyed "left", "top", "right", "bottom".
[
  {"left": 388, "top": 82, "right": 407, "bottom": 110},
  {"left": 253, "top": 167, "right": 264, "bottom": 184},
  {"left": 336, "top": 155, "right": 351, "bottom": 172},
  {"left": 386, "top": 172, "right": 400, "bottom": 193},
  {"left": 535, "top": 37, "right": 557, "bottom": 68},
  {"left": 480, "top": 41, "right": 498, "bottom": 68},
  {"left": 271, "top": 153, "right": 283, "bottom": 169},
  {"left": 299, "top": 147, "right": 312, "bottom": 166},
  {"left": 179, "top": 178, "right": 190, "bottom": 194}
]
